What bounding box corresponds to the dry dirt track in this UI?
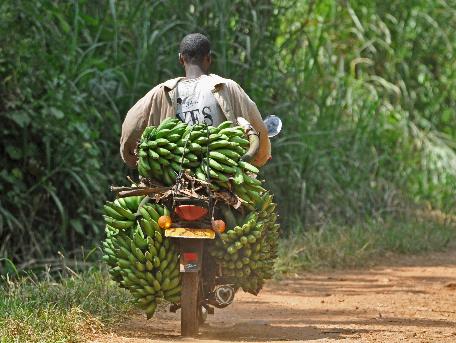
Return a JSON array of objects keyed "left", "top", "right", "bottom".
[{"left": 91, "top": 250, "right": 456, "bottom": 343}]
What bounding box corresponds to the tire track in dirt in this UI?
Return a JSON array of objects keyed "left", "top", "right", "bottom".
[{"left": 91, "top": 250, "right": 456, "bottom": 342}]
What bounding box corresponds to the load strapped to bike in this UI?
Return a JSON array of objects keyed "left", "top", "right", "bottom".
[{"left": 102, "top": 116, "right": 281, "bottom": 336}]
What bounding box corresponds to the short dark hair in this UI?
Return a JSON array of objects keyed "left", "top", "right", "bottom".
[{"left": 179, "top": 33, "right": 211, "bottom": 65}]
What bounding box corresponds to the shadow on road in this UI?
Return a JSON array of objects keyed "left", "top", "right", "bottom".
[{"left": 199, "top": 321, "right": 360, "bottom": 341}]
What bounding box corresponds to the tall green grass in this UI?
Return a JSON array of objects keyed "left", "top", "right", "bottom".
[
  {"left": 276, "top": 216, "right": 455, "bottom": 272},
  {"left": 0, "top": 270, "right": 133, "bottom": 342},
  {"left": 264, "top": 0, "right": 456, "bottom": 229},
  {"left": 0, "top": 0, "right": 454, "bottom": 264}
]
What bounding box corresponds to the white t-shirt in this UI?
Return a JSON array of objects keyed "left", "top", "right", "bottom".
[{"left": 175, "top": 75, "right": 226, "bottom": 126}]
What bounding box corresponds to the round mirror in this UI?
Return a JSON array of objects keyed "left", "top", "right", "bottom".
[{"left": 263, "top": 115, "right": 282, "bottom": 138}]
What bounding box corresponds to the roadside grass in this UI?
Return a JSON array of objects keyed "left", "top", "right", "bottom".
[
  {"left": 0, "top": 269, "right": 133, "bottom": 343},
  {"left": 276, "top": 216, "right": 456, "bottom": 273}
]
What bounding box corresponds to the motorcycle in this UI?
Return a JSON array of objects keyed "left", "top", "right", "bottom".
[{"left": 162, "top": 115, "right": 282, "bottom": 336}]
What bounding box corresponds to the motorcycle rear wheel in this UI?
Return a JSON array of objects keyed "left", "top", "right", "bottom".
[{"left": 181, "top": 271, "right": 200, "bottom": 336}]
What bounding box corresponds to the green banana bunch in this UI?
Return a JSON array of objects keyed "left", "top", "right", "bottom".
[
  {"left": 196, "top": 121, "right": 264, "bottom": 201},
  {"left": 102, "top": 196, "right": 181, "bottom": 318},
  {"left": 200, "top": 129, "right": 278, "bottom": 292},
  {"left": 209, "top": 192, "right": 280, "bottom": 295},
  {"left": 137, "top": 118, "right": 209, "bottom": 185},
  {"left": 195, "top": 121, "right": 248, "bottom": 187},
  {"left": 103, "top": 197, "right": 140, "bottom": 233},
  {"left": 137, "top": 118, "right": 258, "bottom": 192}
]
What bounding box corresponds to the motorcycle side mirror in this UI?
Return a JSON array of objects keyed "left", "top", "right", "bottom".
[{"left": 263, "top": 115, "right": 282, "bottom": 138}]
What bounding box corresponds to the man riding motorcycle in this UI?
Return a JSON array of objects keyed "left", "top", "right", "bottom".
[{"left": 120, "top": 33, "right": 271, "bottom": 168}]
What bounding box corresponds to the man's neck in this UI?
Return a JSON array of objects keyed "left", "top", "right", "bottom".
[{"left": 185, "top": 64, "right": 208, "bottom": 79}]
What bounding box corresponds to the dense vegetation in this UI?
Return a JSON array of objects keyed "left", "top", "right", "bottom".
[{"left": 1, "top": 0, "right": 455, "bottom": 264}]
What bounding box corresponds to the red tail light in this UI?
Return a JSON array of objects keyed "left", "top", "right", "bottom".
[
  {"left": 175, "top": 205, "right": 208, "bottom": 221},
  {"left": 183, "top": 252, "right": 198, "bottom": 262}
]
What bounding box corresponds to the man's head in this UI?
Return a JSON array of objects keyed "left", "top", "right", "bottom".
[{"left": 179, "top": 33, "right": 212, "bottom": 73}]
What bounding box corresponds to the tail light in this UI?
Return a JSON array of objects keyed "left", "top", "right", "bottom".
[{"left": 175, "top": 205, "right": 208, "bottom": 221}]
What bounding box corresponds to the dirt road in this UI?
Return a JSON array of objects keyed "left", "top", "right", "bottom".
[{"left": 92, "top": 250, "right": 456, "bottom": 342}]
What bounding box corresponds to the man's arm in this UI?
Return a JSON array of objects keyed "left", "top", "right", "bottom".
[
  {"left": 228, "top": 82, "right": 271, "bottom": 166},
  {"left": 120, "top": 87, "right": 159, "bottom": 168}
]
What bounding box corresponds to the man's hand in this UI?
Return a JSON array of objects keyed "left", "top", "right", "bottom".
[{"left": 236, "top": 117, "right": 260, "bottom": 162}]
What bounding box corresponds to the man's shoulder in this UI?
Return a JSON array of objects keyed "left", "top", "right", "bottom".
[
  {"left": 140, "top": 77, "right": 184, "bottom": 99},
  {"left": 161, "top": 77, "right": 185, "bottom": 90},
  {"left": 208, "top": 75, "right": 248, "bottom": 98},
  {"left": 208, "top": 74, "right": 240, "bottom": 88}
]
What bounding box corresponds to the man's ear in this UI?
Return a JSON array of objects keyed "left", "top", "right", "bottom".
[
  {"left": 178, "top": 53, "right": 185, "bottom": 65},
  {"left": 202, "top": 53, "right": 212, "bottom": 72}
]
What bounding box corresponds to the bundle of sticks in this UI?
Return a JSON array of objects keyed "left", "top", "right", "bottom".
[{"left": 110, "top": 171, "right": 241, "bottom": 208}]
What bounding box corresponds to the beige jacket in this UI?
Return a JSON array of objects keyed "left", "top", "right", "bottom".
[{"left": 120, "top": 74, "right": 271, "bottom": 168}]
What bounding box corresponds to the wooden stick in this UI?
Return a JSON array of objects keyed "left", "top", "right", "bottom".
[
  {"left": 111, "top": 185, "right": 170, "bottom": 197},
  {"left": 117, "top": 189, "right": 166, "bottom": 197}
]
